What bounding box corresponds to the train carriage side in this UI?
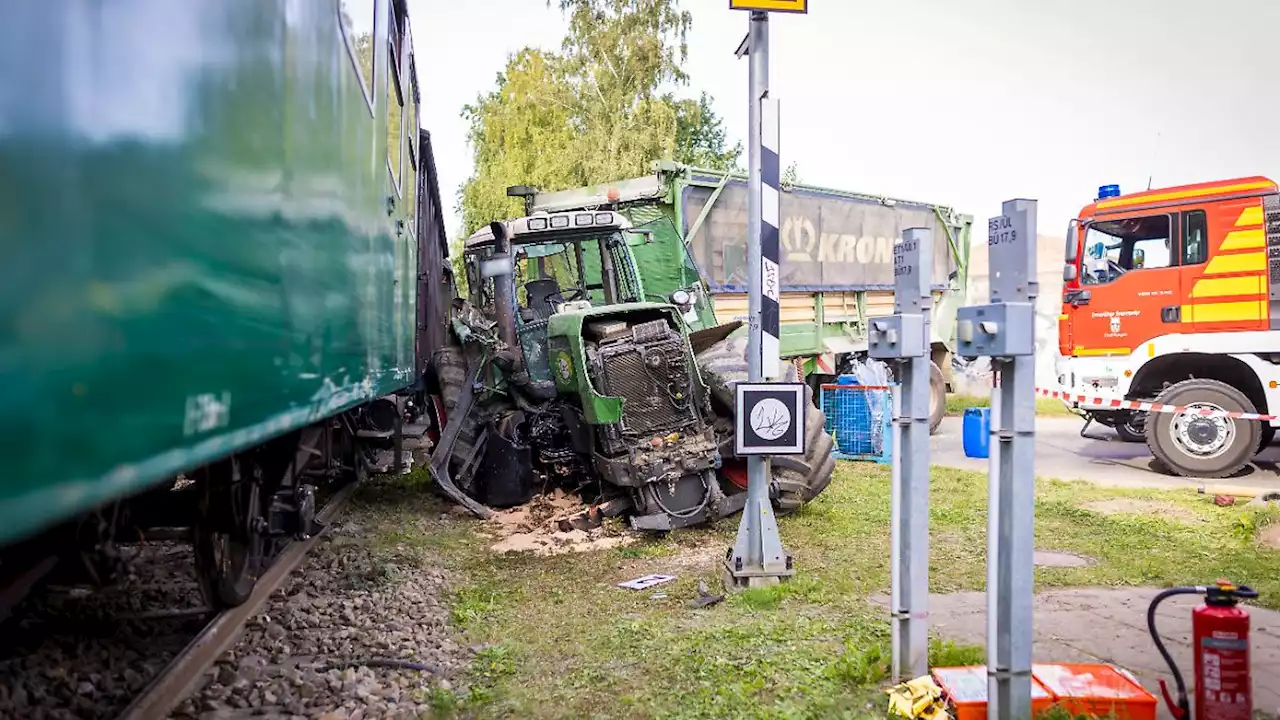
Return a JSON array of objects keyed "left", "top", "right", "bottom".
[{"left": 0, "top": 0, "right": 435, "bottom": 610}]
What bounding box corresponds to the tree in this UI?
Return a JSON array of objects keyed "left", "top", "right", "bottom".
[
  {"left": 458, "top": 0, "right": 740, "bottom": 234},
  {"left": 672, "top": 92, "right": 742, "bottom": 172},
  {"left": 782, "top": 161, "right": 800, "bottom": 187}
]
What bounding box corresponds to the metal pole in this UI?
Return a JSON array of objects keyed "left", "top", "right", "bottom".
[
  {"left": 957, "top": 199, "right": 1038, "bottom": 720},
  {"left": 874, "top": 228, "right": 933, "bottom": 680},
  {"left": 726, "top": 10, "right": 791, "bottom": 589},
  {"left": 744, "top": 10, "right": 767, "bottom": 568}
]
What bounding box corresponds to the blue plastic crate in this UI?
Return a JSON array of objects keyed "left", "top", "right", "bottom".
[{"left": 820, "top": 380, "right": 894, "bottom": 464}]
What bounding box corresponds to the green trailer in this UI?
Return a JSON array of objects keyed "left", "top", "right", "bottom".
[{"left": 524, "top": 161, "right": 974, "bottom": 432}]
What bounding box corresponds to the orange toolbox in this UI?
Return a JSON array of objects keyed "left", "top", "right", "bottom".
[{"left": 931, "top": 664, "right": 1157, "bottom": 720}]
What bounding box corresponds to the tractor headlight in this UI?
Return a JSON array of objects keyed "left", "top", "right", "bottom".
[{"left": 670, "top": 289, "right": 692, "bottom": 306}]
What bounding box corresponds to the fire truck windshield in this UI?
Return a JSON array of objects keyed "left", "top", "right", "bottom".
[{"left": 1079, "top": 215, "right": 1172, "bottom": 285}]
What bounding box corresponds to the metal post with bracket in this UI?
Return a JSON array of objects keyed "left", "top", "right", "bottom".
[
  {"left": 956, "top": 199, "right": 1038, "bottom": 720},
  {"left": 724, "top": 0, "right": 808, "bottom": 590},
  {"left": 869, "top": 228, "right": 934, "bottom": 681}
]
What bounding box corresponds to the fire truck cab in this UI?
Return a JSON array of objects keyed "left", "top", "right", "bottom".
[{"left": 1057, "top": 177, "right": 1280, "bottom": 478}]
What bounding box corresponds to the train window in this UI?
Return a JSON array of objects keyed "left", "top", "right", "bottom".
[
  {"left": 337, "top": 0, "right": 375, "bottom": 114},
  {"left": 404, "top": 27, "right": 418, "bottom": 172},
  {"left": 387, "top": 36, "right": 404, "bottom": 194},
  {"left": 386, "top": 2, "right": 404, "bottom": 194}
]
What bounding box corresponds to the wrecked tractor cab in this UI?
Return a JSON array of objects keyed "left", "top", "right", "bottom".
[{"left": 429, "top": 211, "right": 836, "bottom": 531}]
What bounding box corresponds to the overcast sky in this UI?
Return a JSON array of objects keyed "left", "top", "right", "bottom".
[{"left": 408, "top": 0, "right": 1279, "bottom": 238}]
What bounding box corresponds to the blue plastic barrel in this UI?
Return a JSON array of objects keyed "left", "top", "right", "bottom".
[{"left": 962, "top": 407, "right": 990, "bottom": 459}]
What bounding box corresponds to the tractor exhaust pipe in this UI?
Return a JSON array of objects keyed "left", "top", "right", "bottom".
[{"left": 485, "top": 221, "right": 518, "bottom": 351}]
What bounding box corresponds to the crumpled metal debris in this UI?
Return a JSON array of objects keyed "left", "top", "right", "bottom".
[{"left": 885, "top": 674, "right": 947, "bottom": 720}]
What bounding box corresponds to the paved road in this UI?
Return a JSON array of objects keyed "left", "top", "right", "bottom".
[{"left": 930, "top": 415, "right": 1280, "bottom": 494}]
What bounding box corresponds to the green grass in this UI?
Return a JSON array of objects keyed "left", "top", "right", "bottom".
[
  {"left": 356, "top": 464, "right": 1280, "bottom": 720},
  {"left": 946, "top": 393, "right": 1075, "bottom": 418}
]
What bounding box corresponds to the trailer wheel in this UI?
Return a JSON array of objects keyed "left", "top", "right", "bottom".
[
  {"left": 929, "top": 361, "right": 946, "bottom": 435},
  {"left": 1146, "top": 379, "right": 1259, "bottom": 478},
  {"left": 695, "top": 336, "right": 836, "bottom": 514}
]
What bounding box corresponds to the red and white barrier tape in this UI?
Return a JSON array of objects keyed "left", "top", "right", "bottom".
[{"left": 1035, "top": 387, "right": 1279, "bottom": 422}]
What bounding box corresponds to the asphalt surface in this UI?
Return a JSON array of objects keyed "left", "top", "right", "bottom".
[{"left": 930, "top": 415, "right": 1280, "bottom": 495}]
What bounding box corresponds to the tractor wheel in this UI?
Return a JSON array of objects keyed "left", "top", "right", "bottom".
[
  {"left": 1146, "top": 378, "right": 1259, "bottom": 479},
  {"left": 433, "top": 340, "right": 467, "bottom": 414},
  {"left": 928, "top": 361, "right": 946, "bottom": 436},
  {"left": 695, "top": 337, "right": 836, "bottom": 514}
]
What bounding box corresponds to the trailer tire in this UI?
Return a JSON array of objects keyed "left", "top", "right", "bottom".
[
  {"left": 695, "top": 337, "right": 836, "bottom": 514},
  {"left": 1146, "top": 379, "right": 1259, "bottom": 479},
  {"left": 929, "top": 362, "right": 946, "bottom": 435}
]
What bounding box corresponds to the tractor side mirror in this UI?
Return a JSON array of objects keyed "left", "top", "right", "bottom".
[
  {"left": 626, "top": 228, "right": 654, "bottom": 245},
  {"left": 1133, "top": 248, "right": 1145, "bottom": 268}
]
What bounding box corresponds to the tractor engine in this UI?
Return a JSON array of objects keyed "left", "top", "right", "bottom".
[
  {"left": 578, "top": 316, "right": 723, "bottom": 529},
  {"left": 586, "top": 318, "right": 700, "bottom": 453}
]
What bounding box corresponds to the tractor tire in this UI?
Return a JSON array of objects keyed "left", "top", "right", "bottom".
[
  {"left": 1145, "top": 378, "right": 1259, "bottom": 479},
  {"left": 433, "top": 342, "right": 467, "bottom": 414},
  {"left": 695, "top": 336, "right": 836, "bottom": 514},
  {"left": 929, "top": 361, "right": 946, "bottom": 436}
]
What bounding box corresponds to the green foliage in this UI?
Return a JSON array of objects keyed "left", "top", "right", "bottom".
[
  {"left": 459, "top": 0, "right": 741, "bottom": 235},
  {"left": 781, "top": 161, "right": 800, "bottom": 187},
  {"left": 674, "top": 92, "right": 744, "bottom": 171}
]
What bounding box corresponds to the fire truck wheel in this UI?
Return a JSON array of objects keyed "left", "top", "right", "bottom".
[
  {"left": 1114, "top": 411, "right": 1147, "bottom": 443},
  {"left": 928, "top": 362, "right": 946, "bottom": 436},
  {"left": 1258, "top": 423, "right": 1275, "bottom": 454},
  {"left": 1146, "top": 379, "right": 1259, "bottom": 479}
]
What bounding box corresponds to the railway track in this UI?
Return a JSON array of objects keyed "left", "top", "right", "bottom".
[{"left": 115, "top": 480, "right": 358, "bottom": 720}]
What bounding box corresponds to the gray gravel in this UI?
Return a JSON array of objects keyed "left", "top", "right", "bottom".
[
  {"left": 0, "top": 479, "right": 472, "bottom": 720},
  {"left": 0, "top": 542, "right": 207, "bottom": 720},
  {"left": 170, "top": 483, "right": 470, "bottom": 719}
]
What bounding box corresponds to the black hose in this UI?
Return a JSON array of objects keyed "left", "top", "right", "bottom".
[
  {"left": 314, "top": 658, "right": 441, "bottom": 674},
  {"left": 1147, "top": 586, "right": 1200, "bottom": 719}
]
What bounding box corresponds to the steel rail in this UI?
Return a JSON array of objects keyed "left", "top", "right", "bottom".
[{"left": 117, "top": 480, "right": 358, "bottom": 720}]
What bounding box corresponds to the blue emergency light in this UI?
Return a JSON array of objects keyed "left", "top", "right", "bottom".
[{"left": 1097, "top": 184, "right": 1121, "bottom": 200}]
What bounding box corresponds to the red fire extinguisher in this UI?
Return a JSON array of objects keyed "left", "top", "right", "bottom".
[{"left": 1147, "top": 581, "right": 1258, "bottom": 720}]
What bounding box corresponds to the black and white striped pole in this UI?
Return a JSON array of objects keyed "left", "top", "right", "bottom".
[{"left": 726, "top": 1, "right": 806, "bottom": 589}]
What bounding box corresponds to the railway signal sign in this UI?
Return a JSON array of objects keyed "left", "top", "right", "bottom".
[
  {"left": 730, "top": 0, "right": 808, "bottom": 12},
  {"left": 734, "top": 382, "right": 807, "bottom": 455}
]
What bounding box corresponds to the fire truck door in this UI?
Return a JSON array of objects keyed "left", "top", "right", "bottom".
[{"left": 1070, "top": 212, "right": 1183, "bottom": 357}]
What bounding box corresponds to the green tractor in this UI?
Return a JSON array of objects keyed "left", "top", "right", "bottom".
[{"left": 429, "top": 208, "right": 836, "bottom": 531}]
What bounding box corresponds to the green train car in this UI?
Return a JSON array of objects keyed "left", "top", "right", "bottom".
[{"left": 0, "top": 0, "right": 450, "bottom": 609}]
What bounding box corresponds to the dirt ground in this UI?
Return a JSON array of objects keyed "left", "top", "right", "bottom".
[{"left": 480, "top": 489, "right": 637, "bottom": 556}]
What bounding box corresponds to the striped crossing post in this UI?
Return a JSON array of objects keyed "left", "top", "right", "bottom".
[
  {"left": 724, "top": 8, "right": 792, "bottom": 589},
  {"left": 759, "top": 97, "right": 781, "bottom": 378}
]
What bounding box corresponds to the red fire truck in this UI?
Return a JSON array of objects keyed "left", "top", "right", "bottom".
[{"left": 1056, "top": 177, "right": 1280, "bottom": 478}]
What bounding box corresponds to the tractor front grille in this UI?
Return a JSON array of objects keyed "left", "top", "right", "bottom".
[{"left": 595, "top": 320, "right": 698, "bottom": 438}]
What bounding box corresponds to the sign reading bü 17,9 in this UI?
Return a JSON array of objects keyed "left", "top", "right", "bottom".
[{"left": 729, "top": 0, "right": 807, "bottom": 12}]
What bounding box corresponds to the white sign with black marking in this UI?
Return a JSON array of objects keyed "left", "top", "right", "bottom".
[{"left": 734, "top": 382, "right": 807, "bottom": 455}]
